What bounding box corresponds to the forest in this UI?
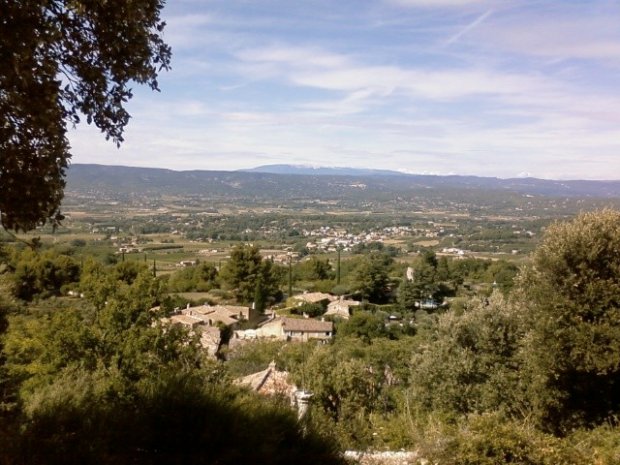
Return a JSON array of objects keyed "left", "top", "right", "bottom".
[{"left": 1, "top": 209, "right": 619, "bottom": 464}]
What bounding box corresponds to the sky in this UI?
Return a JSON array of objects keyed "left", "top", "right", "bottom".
[{"left": 69, "top": 0, "right": 620, "bottom": 180}]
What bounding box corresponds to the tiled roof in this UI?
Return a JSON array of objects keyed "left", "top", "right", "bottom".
[
  {"left": 235, "top": 361, "right": 296, "bottom": 396},
  {"left": 282, "top": 317, "right": 333, "bottom": 332},
  {"left": 327, "top": 299, "right": 360, "bottom": 308},
  {"left": 293, "top": 292, "right": 334, "bottom": 303},
  {"left": 170, "top": 314, "right": 203, "bottom": 326},
  {"left": 183, "top": 305, "right": 241, "bottom": 326}
]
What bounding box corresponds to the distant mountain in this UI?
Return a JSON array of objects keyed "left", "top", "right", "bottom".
[
  {"left": 65, "top": 164, "right": 620, "bottom": 202},
  {"left": 240, "top": 164, "right": 620, "bottom": 198},
  {"left": 241, "top": 164, "right": 407, "bottom": 177}
]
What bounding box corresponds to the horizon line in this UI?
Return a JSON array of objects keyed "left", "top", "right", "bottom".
[{"left": 67, "top": 162, "right": 620, "bottom": 183}]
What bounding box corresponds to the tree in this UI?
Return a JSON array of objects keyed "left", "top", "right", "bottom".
[
  {"left": 291, "top": 336, "right": 415, "bottom": 449},
  {"left": 408, "top": 292, "right": 526, "bottom": 418},
  {"left": 295, "top": 256, "right": 333, "bottom": 282},
  {"left": 518, "top": 210, "right": 620, "bottom": 431},
  {"left": 408, "top": 259, "right": 440, "bottom": 304},
  {"left": 219, "top": 245, "right": 282, "bottom": 306},
  {"left": 9, "top": 249, "right": 80, "bottom": 301},
  {"left": 220, "top": 245, "right": 262, "bottom": 302},
  {"left": 1, "top": 0, "right": 171, "bottom": 232},
  {"left": 168, "top": 263, "right": 219, "bottom": 293},
  {"left": 336, "top": 312, "right": 389, "bottom": 343},
  {"left": 436, "top": 256, "right": 451, "bottom": 281},
  {"left": 485, "top": 260, "right": 518, "bottom": 294},
  {"left": 419, "top": 249, "right": 438, "bottom": 269},
  {"left": 0, "top": 293, "right": 19, "bottom": 415},
  {"left": 351, "top": 254, "right": 392, "bottom": 303},
  {"left": 397, "top": 279, "right": 418, "bottom": 314},
  {"left": 253, "top": 273, "right": 267, "bottom": 313}
]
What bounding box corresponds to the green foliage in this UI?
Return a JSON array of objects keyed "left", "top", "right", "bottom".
[
  {"left": 70, "top": 239, "right": 86, "bottom": 248},
  {"left": 253, "top": 272, "right": 268, "bottom": 313},
  {"left": 5, "top": 369, "right": 345, "bottom": 465},
  {"left": 406, "top": 249, "right": 456, "bottom": 304},
  {"left": 9, "top": 249, "right": 80, "bottom": 301},
  {"left": 290, "top": 336, "right": 416, "bottom": 449},
  {"left": 351, "top": 253, "right": 393, "bottom": 303},
  {"left": 517, "top": 210, "right": 620, "bottom": 432},
  {"left": 219, "top": 245, "right": 282, "bottom": 306},
  {"left": 6, "top": 208, "right": 620, "bottom": 461},
  {"left": 167, "top": 262, "right": 219, "bottom": 292},
  {"left": 294, "top": 256, "right": 334, "bottom": 281},
  {"left": 417, "top": 413, "right": 588, "bottom": 465},
  {"left": 352, "top": 241, "right": 400, "bottom": 257},
  {"left": 336, "top": 312, "right": 390, "bottom": 342},
  {"left": 419, "top": 249, "right": 438, "bottom": 268},
  {"left": 0, "top": 292, "right": 20, "bottom": 415},
  {"left": 78, "top": 259, "right": 165, "bottom": 313},
  {"left": 485, "top": 260, "right": 519, "bottom": 293},
  {"left": 331, "top": 283, "right": 351, "bottom": 295},
  {"left": 159, "top": 294, "right": 193, "bottom": 314},
  {"left": 112, "top": 260, "right": 147, "bottom": 285},
  {"left": 0, "top": 278, "right": 344, "bottom": 464},
  {"left": 397, "top": 279, "right": 419, "bottom": 313},
  {"left": 408, "top": 292, "right": 526, "bottom": 419},
  {"left": 414, "top": 415, "right": 620, "bottom": 465},
  {"left": 291, "top": 302, "right": 326, "bottom": 318},
  {"left": 1, "top": 0, "right": 171, "bottom": 232},
  {"left": 436, "top": 255, "right": 451, "bottom": 280},
  {"left": 567, "top": 423, "right": 620, "bottom": 465},
  {"left": 449, "top": 257, "right": 491, "bottom": 283},
  {"left": 225, "top": 340, "right": 286, "bottom": 377}
]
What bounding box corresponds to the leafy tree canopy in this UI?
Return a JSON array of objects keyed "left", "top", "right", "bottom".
[
  {"left": 351, "top": 253, "right": 393, "bottom": 303},
  {"left": 219, "top": 245, "right": 282, "bottom": 306},
  {"left": 1, "top": 0, "right": 171, "bottom": 232},
  {"left": 518, "top": 209, "right": 620, "bottom": 431}
]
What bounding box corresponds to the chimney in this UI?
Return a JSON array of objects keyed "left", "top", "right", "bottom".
[{"left": 295, "top": 390, "right": 313, "bottom": 420}]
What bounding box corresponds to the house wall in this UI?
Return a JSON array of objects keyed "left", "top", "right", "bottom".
[
  {"left": 287, "top": 330, "right": 332, "bottom": 342},
  {"left": 257, "top": 320, "right": 284, "bottom": 339}
]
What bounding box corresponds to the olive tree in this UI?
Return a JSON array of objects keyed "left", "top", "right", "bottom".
[{"left": 518, "top": 209, "right": 620, "bottom": 431}]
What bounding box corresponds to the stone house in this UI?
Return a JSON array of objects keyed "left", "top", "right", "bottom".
[
  {"left": 324, "top": 297, "right": 360, "bottom": 320},
  {"left": 165, "top": 304, "right": 256, "bottom": 356},
  {"left": 292, "top": 292, "right": 335, "bottom": 305},
  {"left": 257, "top": 317, "right": 333, "bottom": 342},
  {"left": 181, "top": 304, "right": 256, "bottom": 326},
  {"left": 234, "top": 361, "right": 296, "bottom": 400}
]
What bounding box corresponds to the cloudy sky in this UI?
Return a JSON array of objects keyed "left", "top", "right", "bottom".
[{"left": 69, "top": 0, "right": 620, "bottom": 180}]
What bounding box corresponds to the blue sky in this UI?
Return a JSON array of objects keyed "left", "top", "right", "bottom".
[{"left": 69, "top": 0, "right": 620, "bottom": 180}]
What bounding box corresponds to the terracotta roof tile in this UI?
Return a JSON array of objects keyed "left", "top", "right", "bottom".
[{"left": 282, "top": 317, "right": 333, "bottom": 332}]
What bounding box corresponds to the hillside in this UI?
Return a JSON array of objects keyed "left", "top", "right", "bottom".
[{"left": 66, "top": 164, "right": 620, "bottom": 200}]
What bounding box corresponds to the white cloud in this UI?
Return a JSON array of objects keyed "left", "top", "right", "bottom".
[
  {"left": 67, "top": 1, "right": 620, "bottom": 180},
  {"left": 233, "top": 43, "right": 556, "bottom": 115},
  {"left": 236, "top": 45, "right": 350, "bottom": 69}
]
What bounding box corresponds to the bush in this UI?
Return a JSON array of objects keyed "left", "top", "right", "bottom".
[
  {"left": 290, "top": 302, "right": 326, "bottom": 318},
  {"left": 9, "top": 369, "right": 346, "bottom": 465},
  {"left": 418, "top": 413, "right": 587, "bottom": 465}
]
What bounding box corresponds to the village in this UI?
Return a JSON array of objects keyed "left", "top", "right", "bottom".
[
  {"left": 161, "top": 291, "right": 361, "bottom": 358},
  {"left": 158, "top": 291, "right": 364, "bottom": 418}
]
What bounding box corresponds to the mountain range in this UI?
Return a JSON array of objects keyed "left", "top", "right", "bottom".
[{"left": 65, "top": 164, "right": 620, "bottom": 200}]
